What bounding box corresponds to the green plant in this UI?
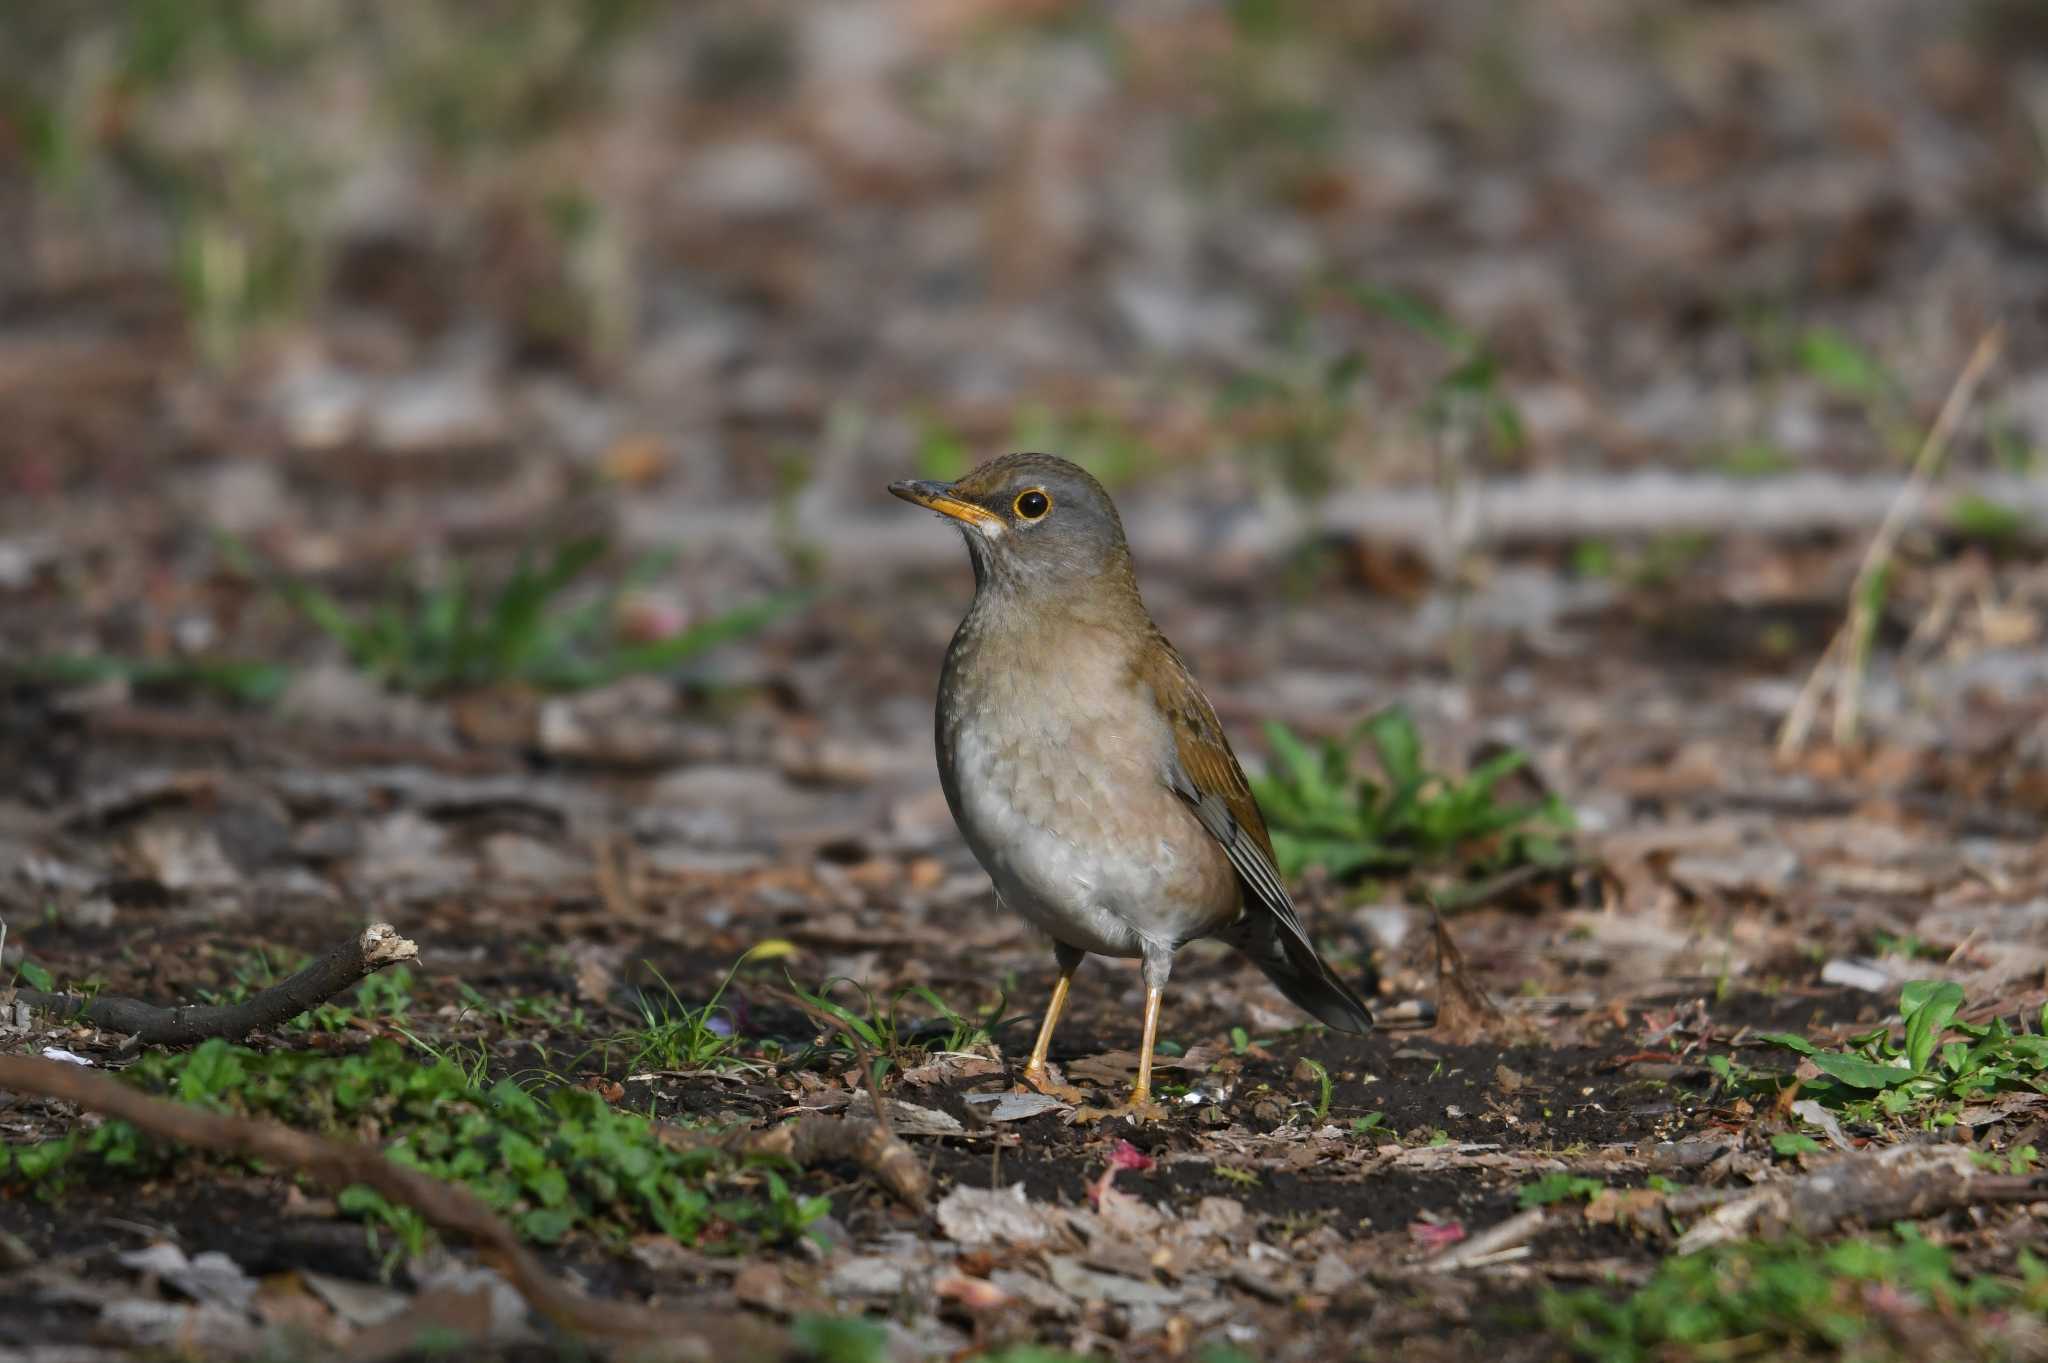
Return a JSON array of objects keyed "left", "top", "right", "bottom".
[
  {"left": 1760, "top": 982, "right": 2048, "bottom": 1127},
  {"left": 792, "top": 1316, "right": 890, "bottom": 1363},
  {"left": 782, "top": 977, "right": 1016, "bottom": 1079},
  {"left": 1716, "top": 440, "right": 1796, "bottom": 479},
  {"left": 0, "top": 4, "right": 337, "bottom": 362},
  {"left": 1870, "top": 932, "right": 1943, "bottom": 962},
  {"left": 379, "top": 0, "right": 651, "bottom": 155},
  {"left": 1298, "top": 1056, "right": 1333, "bottom": 1123},
  {"left": 5, "top": 1037, "right": 825, "bottom": 1256},
  {"left": 1251, "top": 706, "right": 1573, "bottom": 880},
  {"left": 1946, "top": 493, "right": 2031, "bottom": 548},
  {"left": 1008, "top": 405, "right": 1154, "bottom": 490},
  {"left": 611, "top": 960, "right": 760, "bottom": 1075},
  {"left": 231, "top": 535, "right": 795, "bottom": 695},
  {"left": 912, "top": 411, "right": 978, "bottom": 484},
  {"left": 788, "top": 1318, "right": 1097, "bottom": 1363},
  {"left": 455, "top": 981, "right": 586, "bottom": 1034},
  {"left": 1774, "top": 326, "right": 2004, "bottom": 757},
  {"left": 2, "top": 655, "right": 291, "bottom": 706},
  {"left": 1541, "top": 1231, "right": 2041, "bottom": 1363},
  {"left": 1348, "top": 284, "right": 1524, "bottom": 462},
  {"left": 1704, "top": 1051, "right": 1775, "bottom": 1096},
  {"left": 1570, "top": 540, "right": 1617, "bottom": 579},
  {"left": 1181, "top": 19, "right": 1338, "bottom": 199},
  {"left": 3, "top": 3, "right": 659, "bottom": 359},
  {"left": 1216, "top": 342, "right": 1367, "bottom": 498},
  {"left": 10, "top": 957, "right": 54, "bottom": 993},
  {"left": 1519, "top": 1172, "right": 1604, "bottom": 1209}
]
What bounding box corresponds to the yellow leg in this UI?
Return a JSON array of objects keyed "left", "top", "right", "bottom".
[
  {"left": 1020, "top": 968, "right": 1074, "bottom": 1085},
  {"left": 1128, "top": 985, "right": 1164, "bottom": 1108}
]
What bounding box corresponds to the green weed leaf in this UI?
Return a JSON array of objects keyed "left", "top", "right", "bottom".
[
  {"left": 1900, "top": 980, "right": 1965, "bottom": 1074},
  {"left": 1809, "top": 1052, "right": 1911, "bottom": 1090}
]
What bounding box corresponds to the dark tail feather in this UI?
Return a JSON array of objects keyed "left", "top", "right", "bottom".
[{"left": 1241, "top": 923, "right": 1376, "bottom": 1034}]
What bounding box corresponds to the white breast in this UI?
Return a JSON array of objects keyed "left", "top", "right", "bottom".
[{"left": 939, "top": 633, "right": 1237, "bottom": 959}]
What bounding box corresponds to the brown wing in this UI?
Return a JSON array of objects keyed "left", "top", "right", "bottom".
[
  {"left": 1142, "top": 641, "right": 1273, "bottom": 852},
  {"left": 1139, "top": 633, "right": 1377, "bottom": 1034},
  {"left": 1136, "top": 636, "right": 1313, "bottom": 951}
]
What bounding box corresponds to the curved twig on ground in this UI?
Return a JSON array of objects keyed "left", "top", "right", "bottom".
[
  {"left": 0, "top": 1052, "right": 786, "bottom": 1359},
  {"left": 12, "top": 923, "right": 419, "bottom": 1045}
]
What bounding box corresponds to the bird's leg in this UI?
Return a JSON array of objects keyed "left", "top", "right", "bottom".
[
  {"left": 1019, "top": 973, "right": 1072, "bottom": 1084},
  {"left": 1018, "top": 944, "right": 1085, "bottom": 1100},
  {"left": 1073, "top": 949, "right": 1172, "bottom": 1122},
  {"left": 1116, "top": 946, "right": 1172, "bottom": 1121},
  {"left": 1128, "top": 984, "right": 1164, "bottom": 1108}
]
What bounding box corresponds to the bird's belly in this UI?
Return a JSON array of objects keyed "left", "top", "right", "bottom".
[{"left": 943, "top": 721, "right": 1239, "bottom": 959}]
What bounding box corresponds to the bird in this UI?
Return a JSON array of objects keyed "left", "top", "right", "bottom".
[{"left": 890, "top": 452, "right": 1373, "bottom": 1118}]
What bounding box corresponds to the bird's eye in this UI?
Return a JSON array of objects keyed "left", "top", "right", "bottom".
[{"left": 1014, "top": 489, "right": 1051, "bottom": 520}]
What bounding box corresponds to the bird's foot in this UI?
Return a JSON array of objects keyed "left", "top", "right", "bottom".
[{"left": 1014, "top": 1064, "right": 1086, "bottom": 1106}]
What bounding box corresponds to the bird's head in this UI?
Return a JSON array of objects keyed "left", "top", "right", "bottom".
[{"left": 889, "top": 452, "right": 1137, "bottom": 603}]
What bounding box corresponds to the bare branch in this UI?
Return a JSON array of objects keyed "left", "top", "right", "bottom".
[
  {"left": 12, "top": 924, "right": 419, "bottom": 1046},
  {"left": 1676, "top": 1143, "right": 2048, "bottom": 1254},
  {"left": 1777, "top": 326, "right": 2006, "bottom": 758}
]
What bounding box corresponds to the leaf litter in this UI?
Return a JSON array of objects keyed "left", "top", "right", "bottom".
[{"left": 6, "top": 2, "right": 2048, "bottom": 1360}]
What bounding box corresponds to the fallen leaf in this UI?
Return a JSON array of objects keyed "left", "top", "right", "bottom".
[
  {"left": 934, "top": 1274, "right": 1009, "bottom": 1310},
  {"left": 935, "top": 1184, "right": 1062, "bottom": 1248}
]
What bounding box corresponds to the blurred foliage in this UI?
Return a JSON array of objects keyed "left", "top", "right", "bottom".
[
  {"left": 227, "top": 534, "right": 797, "bottom": 695},
  {"left": 1946, "top": 493, "right": 2031, "bottom": 549},
  {"left": 1542, "top": 1230, "right": 2043, "bottom": 1363},
  {"left": 1348, "top": 284, "right": 1525, "bottom": 461},
  {"left": 1217, "top": 338, "right": 1367, "bottom": 499},
  {"left": 3, "top": 654, "right": 291, "bottom": 707},
  {"left": 1716, "top": 440, "right": 1796, "bottom": 479},
  {"left": 1569, "top": 532, "right": 1712, "bottom": 589},
  {"left": 916, "top": 405, "right": 1154, "bottom": 490},
  {"left": 0, "top": 0, "right": 651, "bottom": 360}
]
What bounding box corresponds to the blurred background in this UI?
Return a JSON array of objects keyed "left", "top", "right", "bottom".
[
  {"left": 5, "top": 0, "right": 2045, "bottom": 570},
  {"left": 2, "top": 0, "right": 2046, "bottom": 883}
]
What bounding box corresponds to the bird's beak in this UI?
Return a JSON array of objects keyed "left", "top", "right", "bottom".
[{"left": 888, "top": 480, "right": 1004, "bottom": 533}]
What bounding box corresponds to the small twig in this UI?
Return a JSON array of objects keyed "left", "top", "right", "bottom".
[
  {"left": 1426, "top": 1207, "right": 1548, "bottom": 1271},
  {"left": 771, "top": 985, "right": 896, "bottom": 1140},
  {"left": 0, "top": 1054, "right": 783, "bottom": 1357},
  {"left": 1429, "top": 909, "right": 1507, "bottom": 1043},
  {"left": 1777, "top": 326, "right": 2006, "bottom": 758},
  {"left": 11, "top": 924, "right": 418, "bottom": 1045},
  {"left": 592, "top": 834, "right": 639, "bottom": 920},
  {"left": 1675, "top": 1143, "right": 2046, "bottom": 1254},
  {"left": 659, "top": 1114, "right": 928, "bottom": 1212}
]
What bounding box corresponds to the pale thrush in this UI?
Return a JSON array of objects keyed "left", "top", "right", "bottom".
[{"left": 890, "top": 453, "right": 1373, "bottom": 1116}]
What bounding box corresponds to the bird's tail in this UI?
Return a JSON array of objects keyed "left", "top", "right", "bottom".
[{"left": 1234, "top": 918, "right": 1375, "bottom": 1034}]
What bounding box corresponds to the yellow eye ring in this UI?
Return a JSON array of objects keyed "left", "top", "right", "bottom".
[{"left": 1014, "top": 489, "right": 1051, "bottom": 520}]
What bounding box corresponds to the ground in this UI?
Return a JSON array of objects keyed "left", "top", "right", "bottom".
[{"left": 4, "top": 3, "right": 2048, "bottom": 1361}]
